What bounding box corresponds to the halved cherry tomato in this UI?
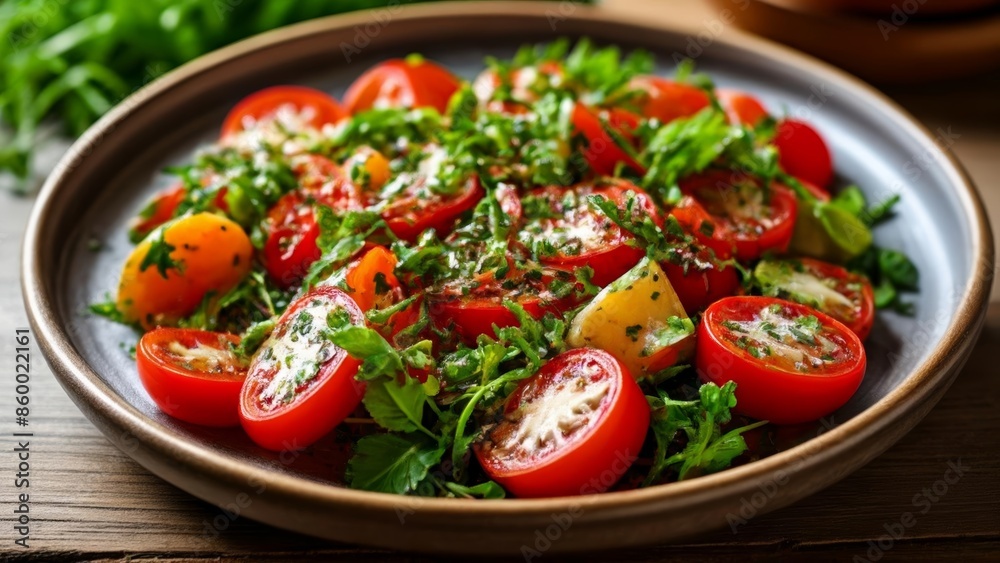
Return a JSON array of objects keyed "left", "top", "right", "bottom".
[
  {"left": 774, "top": 119, "right": 834, "bottom": 189},
  {"left": 240, "top": 286, "right": 365, "bottom": 451},
  {"left": 137, "top": 328, "right": 246, "bottom": 427},
  {"left": 675, "top": 170, "right": 798, "bottom": 262},
  {"left": 495, "top": 182, "right": 523, "bottom": 226},
  {"left": 629, "top": 75, "right": 711, "bottom": 124},
  {"left": 474, "top": 348, "right": 648, "bottom": 498},
  {"left": 342, "top": 146, "right": 392, "bottom": 193},
  {"left": 660, "top": 235, "right": 741, "bottom": 313},
  {"left": 572, "top": 104, "right": 645, "bottom": 176},
  {"left": 381, "top": 173, "right": 484, "bottom": 242},
  {"left": 262, "top": 192, "right": 322, "bottom": 289},
  {"left": 754, "top": 258, "right": 876, "bottom": 340},
  {"left": 697, "top": 296, "right": 866, "bottom": 424},
  {"left": 129, "top": 185, "right": 186, "bottom": 242},
  {"left": 518, "top": 180, "right": 659, "bottom": 286},
  {"left": 221, "top": 86, "right": 347, "bottom": 139},
  {"left": 117, "top": 213, "right": 254, "bottom": 328},
  {"left": 343, "top": 57, "right": 461, "bottom": 115},
  {"left": 472, "top": 61, "right": 564, "bottom": 114},
  {"left": 292, "top": 154, "right": 361, "bottom": 211},
  {"left": 717, "top": 89, "right": 769, "bottom": 127},
  {"left": 427, "top": 265, "right": 578, "bottom": 344}
]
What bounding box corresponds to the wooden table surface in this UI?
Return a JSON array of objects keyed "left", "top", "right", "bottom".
[{"left": 2, "top": 1, "right": 999, "bottom": 561}]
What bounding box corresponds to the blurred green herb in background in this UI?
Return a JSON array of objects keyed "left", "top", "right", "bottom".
[{"left": 0, "top": 0, "right": 510, "bottom": 190}]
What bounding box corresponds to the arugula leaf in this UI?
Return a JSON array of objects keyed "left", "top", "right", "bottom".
[
  {"left": 878, "top": 248, "right": 919, "bottom": 291},
  {"left": 302, "top": 206, "right": 386, "bottom": 289},
  {"left": 346, "top": 433, "right": 445, "bottom": 495},
  {"left": 326, "top": 106, "right": 443, "bottom": 160}
]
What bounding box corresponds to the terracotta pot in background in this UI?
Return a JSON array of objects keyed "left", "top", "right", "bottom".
[{"left": 706, "top": 0, "right": 1000, "bottom": 83}]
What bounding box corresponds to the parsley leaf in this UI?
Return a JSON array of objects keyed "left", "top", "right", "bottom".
[
  {"left": 138, "top": 231, "right": 179, "bottom": 278},
  {"left": 363, "top": 376, "right": 435, "bottom": 438},
  {"left": 644, "top": 382, "right": 765, "bottom": 485},
  {"left": 346, "top": 433, "right": 445, "bottom": 495}
]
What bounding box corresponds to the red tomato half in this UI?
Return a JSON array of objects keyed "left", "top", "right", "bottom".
[
  {"left": 717, "top": 89, "right": 769, "bottom": 126},
  {"left": 293, "top": 154, "right": 368, "bottom": 212},
  {"left": 660, "top": 236, "right": 741, "bottom": 313},
  {"left": 129, "top": 185, "right": 186, "bottom": 242},
  {"left": 774, "top": 119, "right": 834, "bottom": 189},
  {"left": 344, "top": 58, "right": 461, "bottom": 115},
  {"left": 475, "top": 348, "right": 649, "bottom": 498},
  {"left": 519, "top": 180, "right": 659, "bottom": 286},
  {"left": 572, "top": 104, "right": 645, "bottom": 176},
  {"left": 221, "top": 86, "right": 347, "bottom": 139},
  {"left": 136, "top": 328, "right": 246, "bottom": 427},
  {"left": 755, "top": 258, "right": 876, "bottom": 340},
  {"left": 240, "top": 286, "right": 365, "bottom": 451},
  {"left": 629, "top": 75, "right": 711, "bottom": 124},
  {"left": 262, "top": 192, "right": 322, "bottom": 289},
  {"left": 472, "top": 61, "right": 564, "bottom": 114},
  {"left": 427, "top": 265, "right": 579, "bottom": 344},
  {"left": 697, "top": 296, "right": 866, "bottom": 425},
  {"left": 675, "top": 170, "right": 798, "bottom": 262},
  {"left": 381, "top": 173, "right": 484, "bottom": 242}
]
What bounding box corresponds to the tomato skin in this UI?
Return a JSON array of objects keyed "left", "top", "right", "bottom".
[
  {"left": 630, "top": 75, "right": 711, "bottom": 124},
  {"left": 522, "top": 180, "right": 660, "bottom": 287},
  {"left": 697, "top": 296, "right": 866, "bottom": 425},
  {"left": 262, "top": 193, "right": 322, "bottom": 289},
  {"left": 240, "top": 287, "right": 365, "bottom": 451},
  {"left": 129, "top": 185, "right": 186, "bottom": 242},
  {"left": 117, "top": 213, "right": 254, "bottom": 329},
  {"left": 717, "top": 89, "right": 769, "bottom": 126},
  {"left": 293, "top": 154, "right": 368, "bottom": 212},
  {"left": 427, "top": 266, "right": 578, "bottom": 344},
  {"left": 136, "top": 329, "right": 246, "bottom": 427},
  {"left": 669, "top": 195, "right": 735, "bottom": 261},
  {"left": 774, "top": 119, "right": 834, "bottom": 189},
  {"left": 660, "top": 242, "right": 741, "bottom": 313},
  {"left": 572, "top": 103, "right": 645, "bottom": 176},
  {"left": 344, "top": 58, "right": 461, "bottom": 115},
  {"left": 342, "top": 246, "right": 419, "bottom": 338},
  {"left": 382, "top": 174, "right": 484, "bottom": 242},
  {"left": 474, "top": 348, "right": 648, "bottom": 498},
  {"left": 221, "top": 86, "right": 347, "bottom": 138},
  {"left": 676, "top": 171, "right": 799, "bottom": 262}
]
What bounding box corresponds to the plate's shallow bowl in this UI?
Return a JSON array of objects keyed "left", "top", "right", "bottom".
[{"left": 21, "top": 1, "right": 992, "bottom": 555}]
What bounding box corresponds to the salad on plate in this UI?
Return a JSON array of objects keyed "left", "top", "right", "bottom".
[{"left": 92, "top": 39, "right": 919, "bottom": 499}]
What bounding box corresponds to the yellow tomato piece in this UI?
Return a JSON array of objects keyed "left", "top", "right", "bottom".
[
  {"left": 345, "top": 146, "right": 391, "bottom": 191},
  {"left": 117, "top": 213, "right": 253, "bottom": 328},
  {"left": 567, "top": 258, "right": 694, "bottom": 378}
]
